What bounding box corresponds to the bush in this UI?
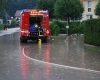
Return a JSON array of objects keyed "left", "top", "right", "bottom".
[
  {"left": 68, "top": 22, "right": 78, "bottom": 35},
  {"left": 78, "top": 22, "right": 84, "bottom": 34},
  {"left": 50, "top": 19, "right": 84, "bottom": 35},
  {"left": 50, "top": 19, "right": 66, "bottom": 35},
  {"left": 84, "top": 19, "right": 100, "bottom": 46},
  {"left": 5, "top": 24, "right": 12, "bottom": 28},
  {"left": 0, "top": 24, "right": 5, "bottom": 30},
  {"left": 11, "top": 19, "right": 17, "bottom": 27},
  {"left": 50, "top": 23, "right": 60, "bottom": 35}
]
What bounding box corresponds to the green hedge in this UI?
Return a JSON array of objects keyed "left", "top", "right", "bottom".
[
  {"left": 68, "top": 22, "right": 84, "bottom": 35},
  {"left": 84, "top": 19, "right": 100, "bottom": 46},
  {"left": 50, "top": 19, "right": 65, "bottom": 35},
  {"left": 0, "top": 24, "right": 18, "bottom": 30},
  {"left": 0, "top": 24, "right": 5, "bottom": 30},
  {"left": 50, "top": 19, "right": 84, "bottom": 35},
  {"left": 11, "top": 19, "right": 18, "bottom": 27}
]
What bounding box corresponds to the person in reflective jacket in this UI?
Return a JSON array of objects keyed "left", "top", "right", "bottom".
[{"left": 34, "top": 23, "right": 38, "bottom": 28}]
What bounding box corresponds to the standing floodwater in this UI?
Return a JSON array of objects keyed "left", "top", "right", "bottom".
[{"left": 0, "top": 30, "right": 100, "bottom": 80}]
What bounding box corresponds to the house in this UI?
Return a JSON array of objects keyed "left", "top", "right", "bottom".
[
  {"left": 82, "top": 0, "right": 99, "bottom": 20},
  {"left": 0, "top": 19, "right": 3, "bottom": 24},
  {"left": 14, "top": 9, "right": 33, "bottom": 21},
  {"left": 14, "top": 10, "right": 22, "bottom": 21},
  {"left": 7, "top": 20, "right": 12, "bottom": 24}
]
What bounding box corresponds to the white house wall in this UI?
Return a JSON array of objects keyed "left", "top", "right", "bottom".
[{"left": 82, "top": 0, "right": 99, "bottom": 20}]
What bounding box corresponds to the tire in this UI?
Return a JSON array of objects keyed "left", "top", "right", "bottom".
[
  {"left": 42, "top": 38, "right": 47, "bottom": 43},
  {"left": 20, "top": 37, "right": 27, "bottom": 43},
  {"left": 21, "top": 40, "right": 27, "bottom": 43}
]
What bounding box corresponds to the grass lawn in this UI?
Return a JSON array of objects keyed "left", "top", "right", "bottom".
[{"left": 84, "top": 44, "right": 100, "bottom": 52}]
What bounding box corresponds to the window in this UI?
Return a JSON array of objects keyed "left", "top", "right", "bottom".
[
  {"left": 7, "top": 21, "right": 9, "bottom": 24},
  {"left": 88, "top": 1, "right": 91, "bottom": 12},
  {"left": 88, "top": 1, "right": 91, "bottom": 8},
  {"left": 88, "top": 8, "right": 91, "bottom": 12}
]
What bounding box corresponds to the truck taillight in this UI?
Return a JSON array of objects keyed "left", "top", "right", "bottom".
[{"left": 46, "top": 30, "right": 49, "bottom": 34}]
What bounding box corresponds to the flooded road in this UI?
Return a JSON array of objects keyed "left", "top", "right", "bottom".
[{"left": 0, "top": 29, "right": 100, "bottom": 80}]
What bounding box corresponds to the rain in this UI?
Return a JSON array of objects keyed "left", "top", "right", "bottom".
[{"left": 0, "top": 28, "right": 100, "bottom": 80}]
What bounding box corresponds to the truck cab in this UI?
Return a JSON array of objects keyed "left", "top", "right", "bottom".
[{"left": 20, "top": 10, "right": 51, "bottom": 42}]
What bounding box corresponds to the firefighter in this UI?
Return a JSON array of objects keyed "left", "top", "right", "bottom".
[{"left": 34, "top": 23, "right": 38, "bottom": 28}]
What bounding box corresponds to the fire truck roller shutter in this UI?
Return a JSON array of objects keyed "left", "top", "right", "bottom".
[{"left": 29, "top": 15, "right": 42, "bottom": 25}]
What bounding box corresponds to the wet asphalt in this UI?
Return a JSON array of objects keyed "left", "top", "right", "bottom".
[{"left": 0, "top": 28, "right": 100, "bottom": 80}]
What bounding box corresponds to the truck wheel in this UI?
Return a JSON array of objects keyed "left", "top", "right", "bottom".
[
  {"left": 20, "top": 39, "right": 27, "bottom": 43},
  {"left": 20, "top": 37, "right": 27, "bottom": 43},
  {"left": 42, "top": 38, "right": 47, "bottom": 43}
]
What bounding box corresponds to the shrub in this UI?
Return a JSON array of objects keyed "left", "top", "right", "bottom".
[
  {"left": 50, "top": 23, "right": 60, "bottom": 35},
  {"left": 78, "top": 22, "right": 84, "bottom": 34},
  {"left": 0, "top": 24, "right": 5, "bottom": 30},
  {"left": 84, "top": 19, "right": 100, "bottom": 46},
  {"left": 5, "top": 24, "right": 12, "bottom": 28},
  {"left": 50, "top": 19, "right": 84, "bottom": 35},
  {"left": 11, "top": 19, "right": 17, "bottom": 27}
]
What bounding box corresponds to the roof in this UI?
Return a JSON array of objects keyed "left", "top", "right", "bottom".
[
  {"left": 14, "top": 10, "right": 22, "bottom": 17},
  {"left": 14, "top": 9, "right": 33, "bottom": 17},
  {"left": 0, "top": 19, "right": 3, "bottom": 20}
]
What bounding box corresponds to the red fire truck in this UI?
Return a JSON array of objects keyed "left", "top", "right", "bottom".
[{"left": 20, "top": 9, "right": 51, "bottom": 42}]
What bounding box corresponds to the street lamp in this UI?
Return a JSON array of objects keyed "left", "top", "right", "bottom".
[
  {"left": 66, "top": 25, "right": 69, "bottom": 36},
  {"left": 66, "top": 18, "right": 69, "bottom": 36}
]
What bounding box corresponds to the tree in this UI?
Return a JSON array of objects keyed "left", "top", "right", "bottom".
[
  {"left": 6, "top": 0, "right": 18, "bottom": 17},
  {"left": 17, "top": 0, "right": 36, "bottom": 9},
  {"left": 36, "top": 0, "right": 57, "bottom": 18},
  {"left": 95, "top": 0, "right": 100, "bottom": 17},
  {"left": 54, "top": 0, "right": 84, "bottom": 21},
  {"left": 6, "top": 0, "right": 36, "bottom": 17},
  {"left": 36, "top": 0, "right": 47, "bottom": 10},
  {"left": 0, "top": 0, "right": 7, "bottom": 17},
  {"left": 47, "top": 0, "right": 57, "bottom": 18}
]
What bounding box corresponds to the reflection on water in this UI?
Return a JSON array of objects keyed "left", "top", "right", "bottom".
[
  {"left": 21, "top": 36, "right": 100, "bottom": 72},
  {"left": 21, "top": 43, "right": 51, "bottom": 80},
  {"left": 20, "top": 36, "right": 100, "bottom": 80},
  {"left": 0, "top": 32, "right": 100, "bottom": 80},
  {"left": 21, "top": 47, "right": 30, "bottom": 79},
  {"left": 84, "top": 48, "right": 100, "bottom": 71}
]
